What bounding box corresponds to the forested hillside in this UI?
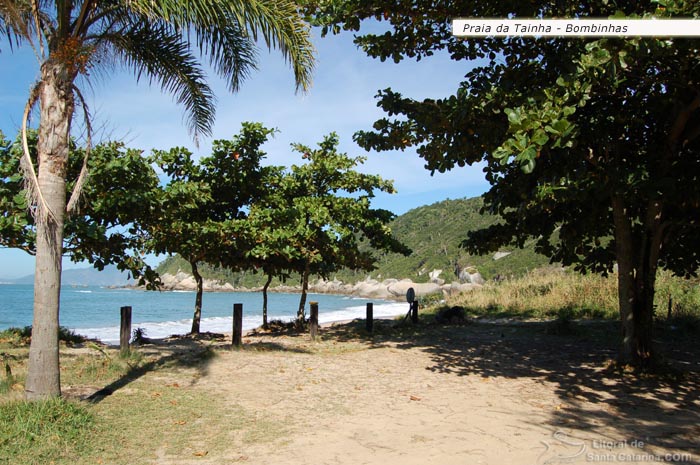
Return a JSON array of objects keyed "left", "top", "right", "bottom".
[
  {"left": 349, "top": 196, "right": 550, "bottom": 283},
  {"left": 156, "top": 196, "right": 551, "bottom": 286}
]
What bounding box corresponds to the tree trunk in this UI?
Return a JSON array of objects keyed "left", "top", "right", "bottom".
[
  {"left": 190, "top": 260, "right": 203, "bottom": 334},
  {"left": 25, "top": 63, "right": 75, "bottom": 400},
  {"left": 297, "top": 259, "right": 310, "bottom": 329},
  {"left": 262, "top": 272, "right": 273, "bottom": 330},
  {"left": 612, "top": 196, "right": 661, "bottom": 368}
]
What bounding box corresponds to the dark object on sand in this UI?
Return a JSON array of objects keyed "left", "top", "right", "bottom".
[{"left": 435, "top": 306, "right": 468, "bottom": 324}]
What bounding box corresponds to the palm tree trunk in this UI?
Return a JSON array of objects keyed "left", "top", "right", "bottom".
[
  {"left": 262, "top": 272, "right": 273, "bottom": 330},
  {"left": 25, "top": 63, "right": 74, "bottom": 400},
  {"left": 190, "top": 260, "right": 203, "bottom": 334}
]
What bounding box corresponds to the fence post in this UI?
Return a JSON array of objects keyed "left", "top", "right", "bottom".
[
  {"left": 232, "top": 303, "right": 243, "bottom": 348},
  {"left": 411, "top": 300, "right": 419, "bottom": 324},
  {"left": 366, "top": 302, "right": 374, "bottom": 333},
  {"left": 120, "top": 306, "right": 132, "bottom": 357},
  {"left": 310, "top": 301, "right": 319, "bottom": 340}
]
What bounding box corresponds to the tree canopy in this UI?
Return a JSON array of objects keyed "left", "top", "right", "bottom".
[
  {"left": 273, "top": 133, "right": 410, "bottom": 324},
  {"left": 308, "top": 0, "right": 700, "bottom": 366},
  {"left": 148, "top": 122, "right": 277, "bottom": 333},
  {"left": 0, "top": 130, "right": 159, "bottom": 284}
]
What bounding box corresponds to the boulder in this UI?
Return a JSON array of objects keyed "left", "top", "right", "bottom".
[
  {"left": 428, "top": 269, "right": 445, "bottom": 285},
  {"left": 458, "top": 269, "right": 485, "bottom": 285},
  {"left": 468, "top": 272, "right": 485, "bottom": 285},
  {"left": 353, "top": 281, "right": 392, "bottom": 300},
  {"left": 387, "top": 281, "right": 441, "bottom": 298},
  {"left": 442, "top": 282, "right": 482, "bottom": 296}
]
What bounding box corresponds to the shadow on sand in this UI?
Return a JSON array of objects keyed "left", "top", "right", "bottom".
[
  {"left": 84, "top": 334, "right": 224, "bottom": 403},
  {"left": 324, "top": 317, "right": 700, "bottom": 463}
]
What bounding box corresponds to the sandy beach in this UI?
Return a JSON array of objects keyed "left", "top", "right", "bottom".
[{"left": 59, "top": 318, "right": 700, "bottom": 465}]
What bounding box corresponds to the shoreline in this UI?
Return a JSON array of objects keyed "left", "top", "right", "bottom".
[
  {"left": 68, "top": 299, "right": 411, "bottom": 346},
  {"left": 91, "top": 313, "right": 407, "bottom": 349}
]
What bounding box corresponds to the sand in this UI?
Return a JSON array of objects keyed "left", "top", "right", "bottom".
[{"left": 82, "top": 320, "right": 700, "bottom": 465}]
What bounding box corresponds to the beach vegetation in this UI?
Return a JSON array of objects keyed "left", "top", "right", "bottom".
[
  {"left": 0, "top": 0, "right": 314, "bottom": 399},
  {"left": 429, "top": 268, "right": 700, "bottom": 331},
  {"left": 157, "top": 196, "right": 553, "bottom": 287},
  {"left": 0, "top": 326, "right": 87, "bottom": 347},
  {"left": 256, "top": 133, "right": 411, "bottom": 327},
  {"left": 0, "top": 397, "right": 95, "bottom": 464},
  {"left": 147, "top": 122, "right": 279, "bottom": 334},
  {"left": 309, "top": 0, "right": 700, "bottom": 368},
  {"left": 0, "top": 132, "right": 160, "bottom": 284}
]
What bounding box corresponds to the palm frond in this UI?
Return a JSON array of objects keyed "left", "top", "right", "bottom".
[
  {"left": 104, "top": 23, "right": 216, "bottom": 140},
  {"left": 196, "top": 22, "right": 258, "bottom": 93},
  {"left": 0, "top": 0, "right": 34, "bottom": 49},
  {"left": 123, "top": 0, "right": 315, "bottom": 92}
]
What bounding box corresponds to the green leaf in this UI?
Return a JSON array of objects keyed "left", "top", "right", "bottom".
[
  {"left": 12, "top": 192, "right": 27, "bottom": 208},
  {"left": 504, "top": 107, "right": 522, "bottom": 126},
  {"left": 531, "top": 129, "right": 549, "bottom": 146}
]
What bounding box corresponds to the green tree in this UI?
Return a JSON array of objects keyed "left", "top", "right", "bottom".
[
  {"left": 279, "top": 133, "right": 409, "bottom": 326},
  {"left": 245, "top": 166, "right": 296, "bottom": 329},
  {"left": 0, "top": 130, "right": 159, "bottom": 282},
  {"left": 149, "top": 123, "right": 276, "bottom": 334},
  {"left": 310, "top": 1, "right": 700, "bottom": 367},
  {"left": 1, "top": 0, "right": 315, "bottom": 398}
]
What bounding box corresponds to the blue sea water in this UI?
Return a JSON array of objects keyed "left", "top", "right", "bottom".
[{"left": 0, "top": 284, "right": 406, "bottom": 344}]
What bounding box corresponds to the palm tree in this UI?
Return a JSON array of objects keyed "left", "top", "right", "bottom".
[{"left": 0, "top": 0, "right": 314, "bottom": 400}]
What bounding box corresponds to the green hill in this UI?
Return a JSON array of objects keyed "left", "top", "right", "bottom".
[{"left": 156, "top": 196, "right": 551, "bottom": 285}]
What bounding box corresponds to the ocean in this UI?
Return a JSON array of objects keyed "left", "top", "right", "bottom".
[{"left": 0, "top": 284, "right": 407, "bottom": 344}]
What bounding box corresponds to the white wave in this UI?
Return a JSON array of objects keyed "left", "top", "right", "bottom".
[
  {"left": 75, "top": 290, "right": 93, "bottom": 294},
  {"left": 72, "top": 301, "right": 407, "bottom": 345}
]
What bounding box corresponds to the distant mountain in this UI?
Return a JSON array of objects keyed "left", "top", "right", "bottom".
[
  {"left": 157, "top": 196, "right": 553, "bottom": 287},
  {"left": 12, "top": 264, "right": 133, "bottom": 287}
]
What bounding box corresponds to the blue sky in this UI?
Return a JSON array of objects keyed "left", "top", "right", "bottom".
[{"left": 0, "top": 28, "right": 489, "bottom": 280}]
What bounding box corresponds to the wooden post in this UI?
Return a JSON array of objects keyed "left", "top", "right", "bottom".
[
  {"left": 232, "top": 303, "right": 243, "bottom": 348},
  {"left": 120, "top": 306, "right": 132, "bottom": 357},
  {"left": 310, "top": 301, "right": 319, "bottom": 341},
  {"left": 366, "top": 302, "right": 374, "bottom": 333},
  {"left": 667, "top": 295, "right": 673, "bottom": 320},
  {"left": 411, "top": 300, "right": 419, "bottom": 324}
]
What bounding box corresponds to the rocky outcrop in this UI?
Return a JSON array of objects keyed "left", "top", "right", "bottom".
[
  {"left": 387, "top": 280, "right": 442, "bottom": 298},
  {"left": 309, "top": 277, "right": 482, "bottom": 300},
  {"left": 153, "top": 271, "right": 484, "bottom": 300},
  {"left": 428, "top": 269, "right": 445, "bottom": 285},
  {"left": 159, "top": 272, "right": 235, "bottom": 292},
  {"left": 493, "top": 251, "right": 512, "bottom": 260},
  {"left": 457, "top": 268, "right": 485, "bottom": 285}
]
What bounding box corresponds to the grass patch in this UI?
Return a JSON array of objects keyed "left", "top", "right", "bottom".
[
  {"left": 0, "top": 397, "right": 95, "bottom": 465},
  {"left": 0, "top": 345, "right": 256, "bottom": 465},
  {"left": 445, "top": 269, "right": 619, "bottom": 319},
  {"left": 442, "top": 268, "right": 700, "bottom": 322},
  {"left": 0, "top": 326, "right": 87, "bottom": 348},
  {"left": 60, "top": 347, "right": 144, "bottom": 387}
]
